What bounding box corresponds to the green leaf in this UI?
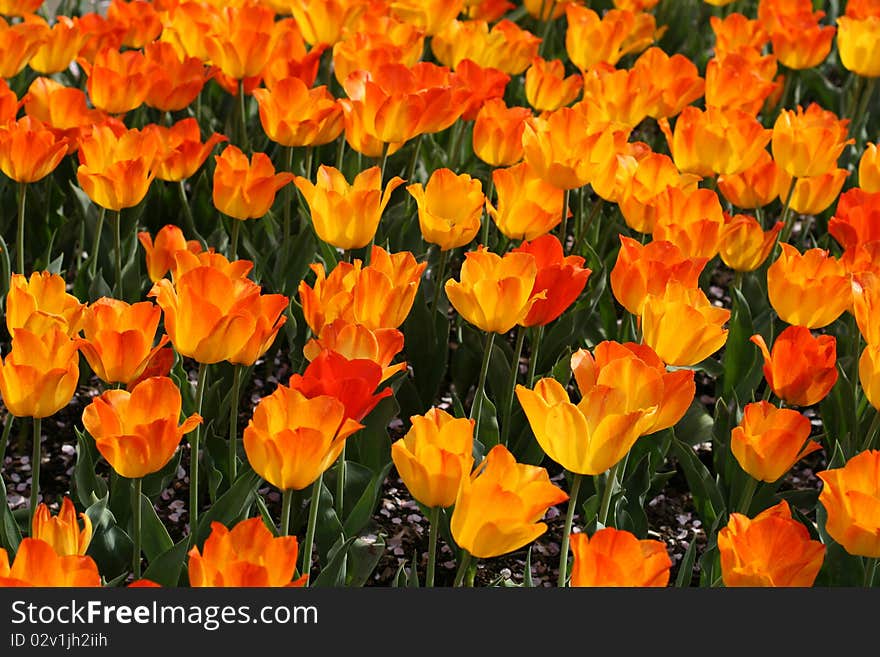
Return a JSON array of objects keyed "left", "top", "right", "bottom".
[
  {"left": 345, "top": 535, "right": 386, "bottom": 587},
  {"left": 675, "top": 535, "right": 698, "bottom": 588},
  {"left": 193, "top": 467, "right": 261, "bottom": 546},
  {"left": 474, "top": 389, "right": 499, "bottom": 449},
  {"left": 139, "top": 493, "right": 173, "bottom": 562},
  {"left": 342, "top": 463, "right": 393, "bottom": 538},
  {"left": 141, "top": 538, "right": 190, "bottom": 588},
  {"left": 671, "top": 437, "right": 726, "bottom": 527},
  {"left": 315, "top": 481, "right": 344, "bottom": 564},
  {"left": 673, "top": 400, "right": 715, "bottom": 447},
  {"left": 312, "top": 536, "right": 358, "bottom": 587},
  {"left": 0, "top": 475, "right": 21, "bottom": 555},
  {"left": 85, "top": 495, "right": 133, "bottom": 580},
  {"left": 349, "top": 396, "right": 398, "bottom": 476},
  {"left": 73, "top": 427, "right": 108, "bottom": 508},
  {"left": 721, "top": 287, "right": 758, "bottom": 399}
]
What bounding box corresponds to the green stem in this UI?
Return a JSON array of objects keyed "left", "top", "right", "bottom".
[
  {"left": 335, "top": 445, "right": 346, "bottom": 517},
  {"left": 469, "top": 332, "right": 496, "bottom": 432},
  {"left": 113, "top": 210, "right": 122, "bottom": 299},
  {"left": 283, "top": 146, "right": 295, "bottom": 243},
  {"left": 865, "top": 557, "right": 878, "bottom": 587},
  {"left": 238, "top": 79, "right": 250, "bottom": 153},
  {"left": 29, "top": 417, "right": 41, "bottom": 536},
  {"left": 132, "top": 477, "right": 142, "bottom": 578},
  {"left": 280, "top": 488, "right": 293, "bottom": 537},
  {"left": 538, "top": 0, "right": 558, "bottom": 58},
  {"left": 16, "top": 182, "right": 26, "bottom": 274},
  {"left": 302, "top": 470, "right": 324, "bottom": 585},
  {"left": 379, "top": 141, "right": 390, "bottom": 181},
  {"left": 598, "top": 461, "right": 620, "bottom": 528},
  {"left": 228, "top": 365, "right": 242, "bottom": 484},
  {"left": 229, "top": 217, "right": 241, "bottom": 261},
  {"left": 335, "top": 135, "right": 346, "bottom": 170},
  {"left": 572, "top": 196, "right": 602, "bottom": 256},
  {"left": 189, "top": 362, "right": 209, "bottom": 536},
  {"left": 403, "top": 135, "right": 423, "bottom": 215},
  {"left": 736, "top": 476, "right": 758, "bottom": 515},
  {"left": 453, "top": 550, "right": 472, "bottom": 587},
  {"left": 527, "top": 325, "right": 545, "bottom": 386},
  {"left": 426, "top": 506, "right": 440, "bottom": 587},
  {"left": 480, "top": 176, "right": 495, "bottom": 249},
  {"left": 431, "top": 248, "right": 450, "bottom": 315},
  {"left": 777, "top": 176, "right": 798, "bottom": 244},
  {"left": 0, "top": 413, "right": 12, "bottom": 471},
  {"left": 557, "top": 473, "right": 582, "bottom": 587},
  {"left": 500, "top": 327, "right": 526, "bottom": 446},
  {"left": 177, "top": 180, "right": 204, "bottom": 249},
  {"left": 559, "top": 188, "right": 570, "bottom": 250},
  {"left": 861, "top": 408, "right": 880, "bottom": 452}
]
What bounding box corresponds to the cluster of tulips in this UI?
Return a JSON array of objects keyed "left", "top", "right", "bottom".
[{"left": 0, "top": 0, "right": 879, "bottom": 589}]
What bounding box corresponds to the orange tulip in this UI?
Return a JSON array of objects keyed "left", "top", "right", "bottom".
[
  {"left": 203, "top": 5, "right": 277, "bottom": 81},
  {"left": 641, "top": 282, "right": 730, "bottom": 367},
  {"left": 860, "top": 143, "right": 880, "bottom": 192},
  {"left": 253, "top": 78, "right": 342, "bottom": 148},
  {"left": 845, "top": 0, "right": 880, "bottom": 19},
  {"left": 450, "top": 444, "right": 568, "bottom": 559},
  {"left": 523, "top": 0, "right": 580, "bottom": 20},
  {"left": 472, "top": 99, "right": 531, "bottom": 168},
  {"left": 157, "top": 0, "right": 217, "bottom": 62},
  {"left": 852, "top": 271, "right": 880, "bottom": 345},
  {"left": 613, "top": 0, "right": 659, "bottom": 9},
  {"left": 431, "top": 19, "right": 541, "bottom": 75},
  {"left": 0, "top": 539, "right": 100, "bottom": 587},
  {"left": 149, "top": 118, "right": 227, "bottom": 183},
  {"left": 0, "top": 78, "right": 17, "bottom": 124},
  {"left": 610, "top": 236, "right": 707, "bottom": 316},
  {"left": 445, "top": 247, "right": 543, "bottom": 334},
  {"left": 295, "top": 165, "right": 404, "bottom": 250},
  {"left": 837, "top": 16, "right": 880, "bottom": 77},
  {"left": 730, "top": 401, "right": 820, "bottom": 482},
  {"left": 303, "top": 319, "right": 406, "bottom": 383},
  {"left": 138, "top": 224, "right": 202, "bottom": 283},
  {"left": 450, "top": 59, "right": 510, "bottom": 122},
  {"left": 516, "top": 374, "right": 655, "bottom": 476},
  {"left": 27, "top": 15, "right": 86, "bottom": 75},
  {"left": 143, "top": 41, "right": 211, "bottom": 113},
  {"left": 6, "top": 271, "right": 85, "bottom": 337},
  {"left": 590, "top": 141, "right": 651, "bottom": 205},
  {"left": 512, "top": 234, "right": 591, "bottom": 327},
  {"left": 23, "top": 77, "right": 107, "bottom": 155},
  {"left": 0, "top": 0, "right": 43, "bottom": 15},
  {"left": 829, "top": 188, "right": 880, "bottom": 254},
  {"left": 569, "top": 528, "right": 671, "bottom": 587},
  {"left": 32, "top": 497, "right": 92, "bottom": 557},
  {"left": 772, "top": 103, "right": 853, "bottom": 179},
  {"left": 632, "top": 47, "right": 705, "bottom": 120},
  {"left": 0, "top": 116, "right": 68, "bottom": 184},
  {"left": 766, "top": 243, "right": 851, "bottom": 329},
  {"left": 0, "top": 16, "right": 47, "bottom": 78},
  {"left": 80, "top": 46, "right": 151, "bottom": 115},
  {"left": 762, "top": 2, "right": 835, "bottom": 70},
  {"left": 391, "top": 407, "right": 475, "bottom": 509},
  {"left": 818, "top": 449, "right": 880, "bottom": 558},
  {"left": 0, "top": 327, "right": 79, "bottom": 418},
  {"left": 717, "top": 149, "right": 787, "bottom": 210},
  {"left": 710, "top": 12, "right": 769, "bottom": 55},
  {"left": 243, "top": 383, "right": 363, "bottom": 491},
  {"left": 82, "top": 376, "right": 202, "bottom": 479},
  {"left": 212, "top": 145, "right": 294, "bottom": 220},
  {"left": 75, "top": 298, "right": 170, "bottom": 387},
  {"left": 570, "top": 341, "right": 695, "bottom": 434},
  {"left": 718, "top": 214, "right": 783, "bottom": 273},
  {"left": 524, "top": 56, "right": 582, "bottom": 113},
  {"left": 659, "top": 106, "right": 771, "bottom": 177},
  {"left": 576, "top": 62, "right": 659, "bottom": 128},
  {"left": 149, "top": 258, "right": 288, "bottom": 365},
  {"left": 408, "top": 168, "right": 485, "bottom": 252},
  {"left": 291, "top": 0, "right": 368, "bottom": 46},
  {"left": 783, "top": 168, "right": 849, "bottom": 216},
  {"left": 261, "top": 18, "right": 326, "bottom": 90},
  {"left": 617, "top": 152, "right": 701, "bottom": 234},
  {"left": 859, "top": 343, "right": 880, "bottom": 410},
  {"left": 651, "top": 186, "right": 726, "bottom": 260},
  {"left": 76, "top": 123, "right": 159, "bottom": 211},
  {"left": 189, "top": 517, "right": 309, "bottom": 587},
  {"left": 522, "top": 107, "right": 630, "bottom": 191},
  {"left": 107, "top": 0, "right": 163, "bottom": 49},
  {"left": 389, "top": 0, "right": 463, "bottom": 36},
  {"left": 487, "top": 161, "right": 565, "bottom": 241},
  {"left": 565, "top": 5, "right": 657, "bottom": 71},
  {"left": 704, "top": 51, "right": 779, "bottom": 116},
  {"left": 751, "top": 325, "right": 838, "bottom": 407},
  {"left": 76, "top": 12, "right": 126, "bottom": 65},
  {"left": 718, "top": 500, "right": 825, "bottom": 586},
  {"left": 464, "top": 0, "right": 514, "bottom": 21},
  {"left": 331, "top": 26, "right": 422, "bottom": 86}
]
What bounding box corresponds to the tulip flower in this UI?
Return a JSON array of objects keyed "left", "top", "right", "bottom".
[
  {"left": 148, "top": 119, "right": 227, "bottom": 185},
  {"left": 766, "top": 244, "right": 851, "bottom": 329},
  {"left": 303, "top": 319, "right": 406, "bottom": 383},
  {"left": 617, "top": 152, "right": 701, "bottom": 234},
  {"left": 137, "top": 225, "right": 202, "bottom": 283},
  {"left": 388, "top": 0, "right": 463, "bottom": 36},
  {"left": 27, "top": 15, "right": 86, "bottom": 75},
  {"left": 859, "top": 344, "right": 880, "bottom": 411},
  {"left": 704, "top": 51, "right": 779, "bottom": 116},
  {"left": 295, "top": 165, "right": 404, "bottom": 250},
  {"left": 852, "top": 272, "right": 880, "bottom": 345},
  {"left": 472, "top": 99, "right": 531, "bottom": 168},
  {"left": 189, "top": 518, "right": 308, "bottom": 587},
  {"left": 641, "top": 282, "right": 730, "bottom": 367},
  {"left": 450, "top": 59, "right": 511, "bottom": 121},
  {"left": 82, "top": 376, "right": 202, "bottom": 479},
  {"left": 23, "top": 77, "right": 108, "bottom": 155},
  {"left": 651, "top": 186, "right": 726, "bottom": 261},
  {"left": 0, "top": 0, "right": 43, "bottom": 15},
  {"left": 512, "top": 234, "right": 591, "bottom": 327},
  {"left": 254, "top": 78, "right": 343, "bottom": 149},
  {"left": 760, "top": 0, "right": 835, "bottom": 70},
  {"left": 632, "top": 47, "right": 705, "bottom": 120},
  {"left": 76, "top": 12, "right": 126, "bottom": 65},
  {"left": 772, "top": 103, "right": 853, "bottom": 179},
  {"left": 710, "top": 12, "right": 768, "bottom": 55},
  {"left": 565, "top": 6, "right": 657, "bottom": 71},
  {"left": 32, "top": 497, "right": 93, "bottom": 557},
  {"left": 718, "top": 500, "right": 825, "bottom": 586},
  {"left": 75, "top": 298, "right": 170, "bottom": 387},
  {"left": 838, "top": 17, "right": 880, "bottom": 77},
  {"left": 610, "top": 237, "right": 707, "bottom": 316},
  {"left": 143, "top": 41, "right": 212, "bottom": 113},
  {"left": 107, "top": 0, "right": 162, "bottom": 49},
  {"left": 331, "top": 21, "right": 423, "bottom": 86},
  {"left": 431, "top": 19, "right": 541, "bottom": 75},
  {"left": 569, "top": 528, "right": 671, "bottom": 587},
  {"left": 299, "top": 246, "right": 426, "bottom": 333},
  {"left": 782, "top": 169, "right": 849, "bottom": 216},
  {"left": 290, "top": 0, "right": 368, "bottom": 46},
  {"left": 751, "top": 325, "right": 838, "bottom": 407},
  {"left": 591, "top": 141, "right": 651, "bottom": 205},
  {"left": 6, "top": 271, "right": 85, "bottom": 337},
  {"left": 213, "top": 145, "right": 295, "bottom": 222},
  {"left": 730, "top": 401, "right": 820, "bottom": 483},
  {"left": 524, "top": 56, "right": 583, "bottom": 113},
  {"left": 0, "top": 16, "right": 47, "bottom": 79},
  {"left": 487, "top": 162, "right": 566, "bottom": 241},
  {"left": 522, "top": 0, "right": 571, "bottom": 20},
  {"left": 818, "top": 450, "right": 880, "bottom": 559},
  {"left": 828, "top": 188, "right": 880, "bottom": 253},
  {"left": 262, "top": 18, "right": 326, "bottom": 90},
  {"left": 80, "top": 46, "right": 151, "bottom": 115},
  {"left": 718, "top": 215, "right": 783, "bottom": 273},
  {"left": 450, "top": 444, "right": 568, "bottom": 562},
  {"left": 859, "top": 143, "right": 880, "bottom": 192},
  {"left": 203, "top": 4, "right": 277, "bottom": 81},
  {"left": 408, "top": 169, "right": 485, "bottom": 252},
  {"left": 577, "top": 63, "right": 660, "bottom": 128},
  {"left": 717, "top": 150, "right": 788, "bottom": 210},
  {"left": 0, "top": 539, "right": 101, "bottom": 588}
]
